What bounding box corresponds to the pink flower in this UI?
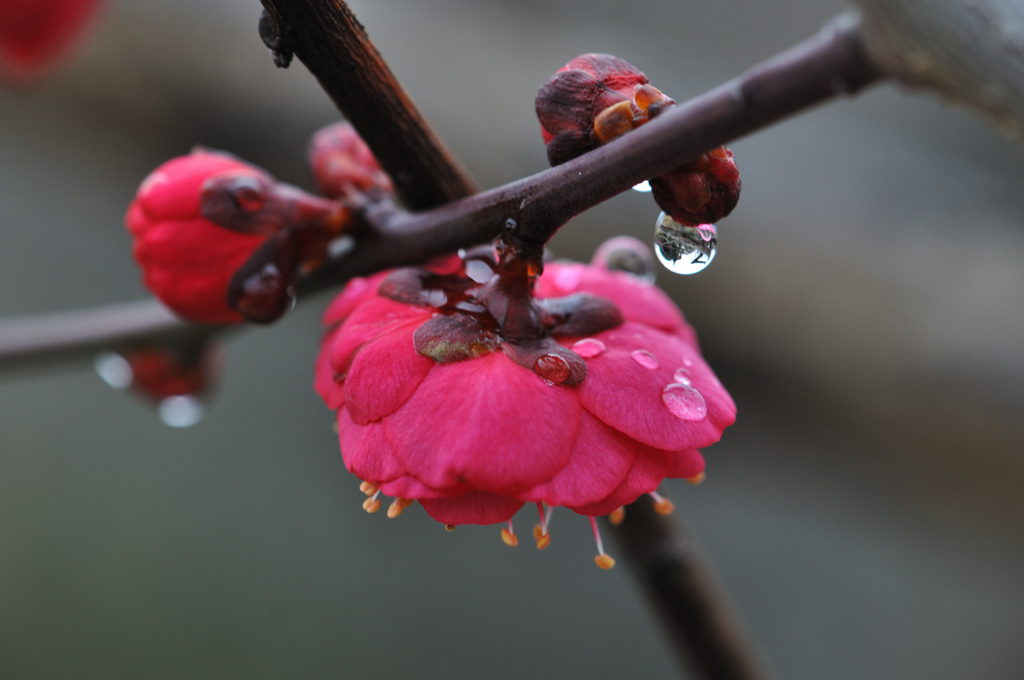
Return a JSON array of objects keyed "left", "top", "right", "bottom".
[{"left": 314, "top": 245, "right": 735, "bottom": 562}]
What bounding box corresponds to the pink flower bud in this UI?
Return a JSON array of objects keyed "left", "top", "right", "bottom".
[
  {"left": 651, "top": 146, "right": 741, "bottom": 226},
  {"left": 536, "top": 54, "right": 741, "bottom": 226},
  {"left": 307, "top": 121, "right": 393, "bottom": 199},
  {"left": 535, "top": 53, "right": 674, "bottom": 166},
  {"left": 127, "top": 149, "right": 352, "bottom": 325},
  {"left": 0, "top": 0, "right": 102, "bottom": 84},
  {"left": 125, "top": 150, "right": 277, "bottom": 325}
]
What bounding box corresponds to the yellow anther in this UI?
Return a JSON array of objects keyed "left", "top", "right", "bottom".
[
  {"left": 362, "top": 497, "right": 381, "bottom": 514},
  {"left": 593, "top": 100, "right": 634, "bottom": 143},
  {"left": 608, "top": 507, "right": 626, "bottom": 526},
  {"left": 501, "top": 528, "right": 518, "bottom": 547},
  {"left": 445, "top": 524, "right": 457, "bottom": 532},
  {"left": 533, "top": 524, "right": 545, "bottom": 541},
  {"left": 359, "top": 481, "right": 378, "bottom": 496},
  {"left": 332, "top": 420, "right": 339, "bottom": 433},
  {"left": 653, "top": 498, "right": 674, "bottom": 515},
  {"left": 536, "top": 533, "right": 551, "bottom": 550},
  {"left": 594, "top": 554, "right": 616, "bottom": 570},
  {"left": 688, "top": 472, "right": 706, "bottom": 485},
  {"left": 387, "top": 497, "right": 413, "bottom": 519}
]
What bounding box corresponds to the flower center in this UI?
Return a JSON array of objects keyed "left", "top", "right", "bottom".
[{"left": 377, "top": 243, "right": 623, "bottom": 386}]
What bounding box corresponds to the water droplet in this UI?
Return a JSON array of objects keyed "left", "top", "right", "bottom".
[
  {"left": 654, "top": 212, "right": 717, "bottom": 275},
  {"left": 591, "top": 236, "right": 656, "bottom": 284},
  {"left": 94, "top": 352, "right": 133, "bottom": 389},
  {"left": 661, "top": 383, "right": 707, "bottom": 421},
  {"left": 630, "top": 350, "right": 660, "bottom": 369},
  {"left": 673, "top": 368, "right": 691, "bottom": 385},
  {"left": 632, "top": 180, "right": 652, "bottom": 192},
  {"left": 683, "top": 357, "right": 693, "bottom": 367},
  {"left": 158, "top": 395, "right": 205, "bottom": 428},
  {"left": 572, "top": 338, "right": 607, "bottom": 358},
  {"left": 534, "top": 354, "right": 571, "bottom": 384}
]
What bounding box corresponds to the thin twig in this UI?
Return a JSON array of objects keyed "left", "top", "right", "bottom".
[
  {"left": 609, "top": 501, "right": 776, "bottom": 680},
  {"left": 0, "top": 300, "right": 206, "bottom": 371},
  {"left": 258, "top": 0, "right": 477, "bottom": 209}
]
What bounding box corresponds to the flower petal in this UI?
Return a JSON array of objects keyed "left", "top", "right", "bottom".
[
  {"left": 420, "top": 491, "right": 524, "bottom": 526},
  {"left": 322, "top": 273, "right": 388, "bottom": 327},
  {"left": 343, "top": 319, "right": 434, "bottom": 425},
  {"left": 378, "top": 475, "right": 470, "bottom": 500},
  {"left": 327, "top": 296, "right": 431, "bottom": 378},
  {"left": 314, "top": 324, "right": 345, "bottom": 409},
  {"left": 575, "top": 323, "right": 735, "bottom": 450},
  {"left": 337, "top": 408, "right": 408, "bottom": 483},
  {"left": 515, "top": 410, "right": 635, "bottom": 507},
  {"left": 537, "top": 263, "right": 686, "bottom": 335},
  {"left": 383, "top": 352, "right": 581, "bottom": 494},
  {"left": 567, "top": 446, "right": 672, "bottom": 516}
]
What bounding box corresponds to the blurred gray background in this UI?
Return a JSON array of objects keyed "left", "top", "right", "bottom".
[{"left": 2, "top": 0, "right": 1023, "bottom": 678}]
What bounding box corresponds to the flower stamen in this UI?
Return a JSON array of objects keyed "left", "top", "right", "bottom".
[
  {"left": 650, "top": 490, "right": 675, "bottom": 515},
  {"left": 362, "top": 490, "right": 382, "bottom": 514},
  {"left": 387, "top": 497, "right": 414, "bottom": 519},
  {"left": 590, "top": 516, "right": 616, "bottom": 569},
  {"left": 501, "top": 520, "right": 519, "bottom": 547},
  {"left": 608, "top": 506, "right": 626, "bottom": 526},
  {"left": 532, "top": 502, "right": 551, "bottom": 549},
  {"left": 359, "top": 481, "right": 378, "bottom": 496},
  {"left": 688, "top": 472, "right": 706, "bottom": 485}
]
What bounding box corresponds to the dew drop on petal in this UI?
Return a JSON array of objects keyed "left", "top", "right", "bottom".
[
  {"left": 158, "top": 395, "right": 205, "bottom": 428},
  {"left": 673, "top": 368, "right": 691, "bottom": 385},
  {"left": 630, "top": 350, "right": 660, "bottom": 369},
  {"left": 94, "top": 352, "right": 133, "bottom": 390},
  {"left": 654, "top": 212, "right": 717, "bottom": 275},
  {"left": 571, "top": 338, "right": 607, "bottom": 358},
  {"left": 533, "top": 354, "right": 571, "bottom": 384},
  {"left": 661, "top": 383, "right": 707, "bottom": 421},
  {"left": 632, "top": 180, "right": 652, "bottom": 192}
]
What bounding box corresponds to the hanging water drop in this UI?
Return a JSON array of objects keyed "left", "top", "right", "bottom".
[
  {"left": 632, "top": 180, "right": 652, "bottom": 192},
  {"left": 653, "top": 212, "right": 717, "bottom": 275},
  {"left": 158, "top": 395, "right": 205, "bottom": 428},
  {"left": 661, "top": 383, "right": 707, "bottom": 421},
  {"left": 94, "top": 352, "right": 133, "bottom": 390}
]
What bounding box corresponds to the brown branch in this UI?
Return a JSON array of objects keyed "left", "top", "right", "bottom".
[
  {"left": 0, "top": 15, "right": 881, "bottom": 372},
  {"left": 308, "top": 14, "right": 881, "bottom": 284},
  {"left": 258, "top": 0, "right": 477, "bottom": 209},
  {"left": 610, "top": 501, "right": 775, "bottom": 680},
  {"left": 0, "top": 300, "right": 205, "bottom": 372}
]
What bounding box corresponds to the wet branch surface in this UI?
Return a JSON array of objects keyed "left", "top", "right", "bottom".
[
  {"left": 0, "top": 7, "right": 885, "bottom": 678},
  {"left": 610, "top": 501, "right": 775, "bottom": 680}
]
